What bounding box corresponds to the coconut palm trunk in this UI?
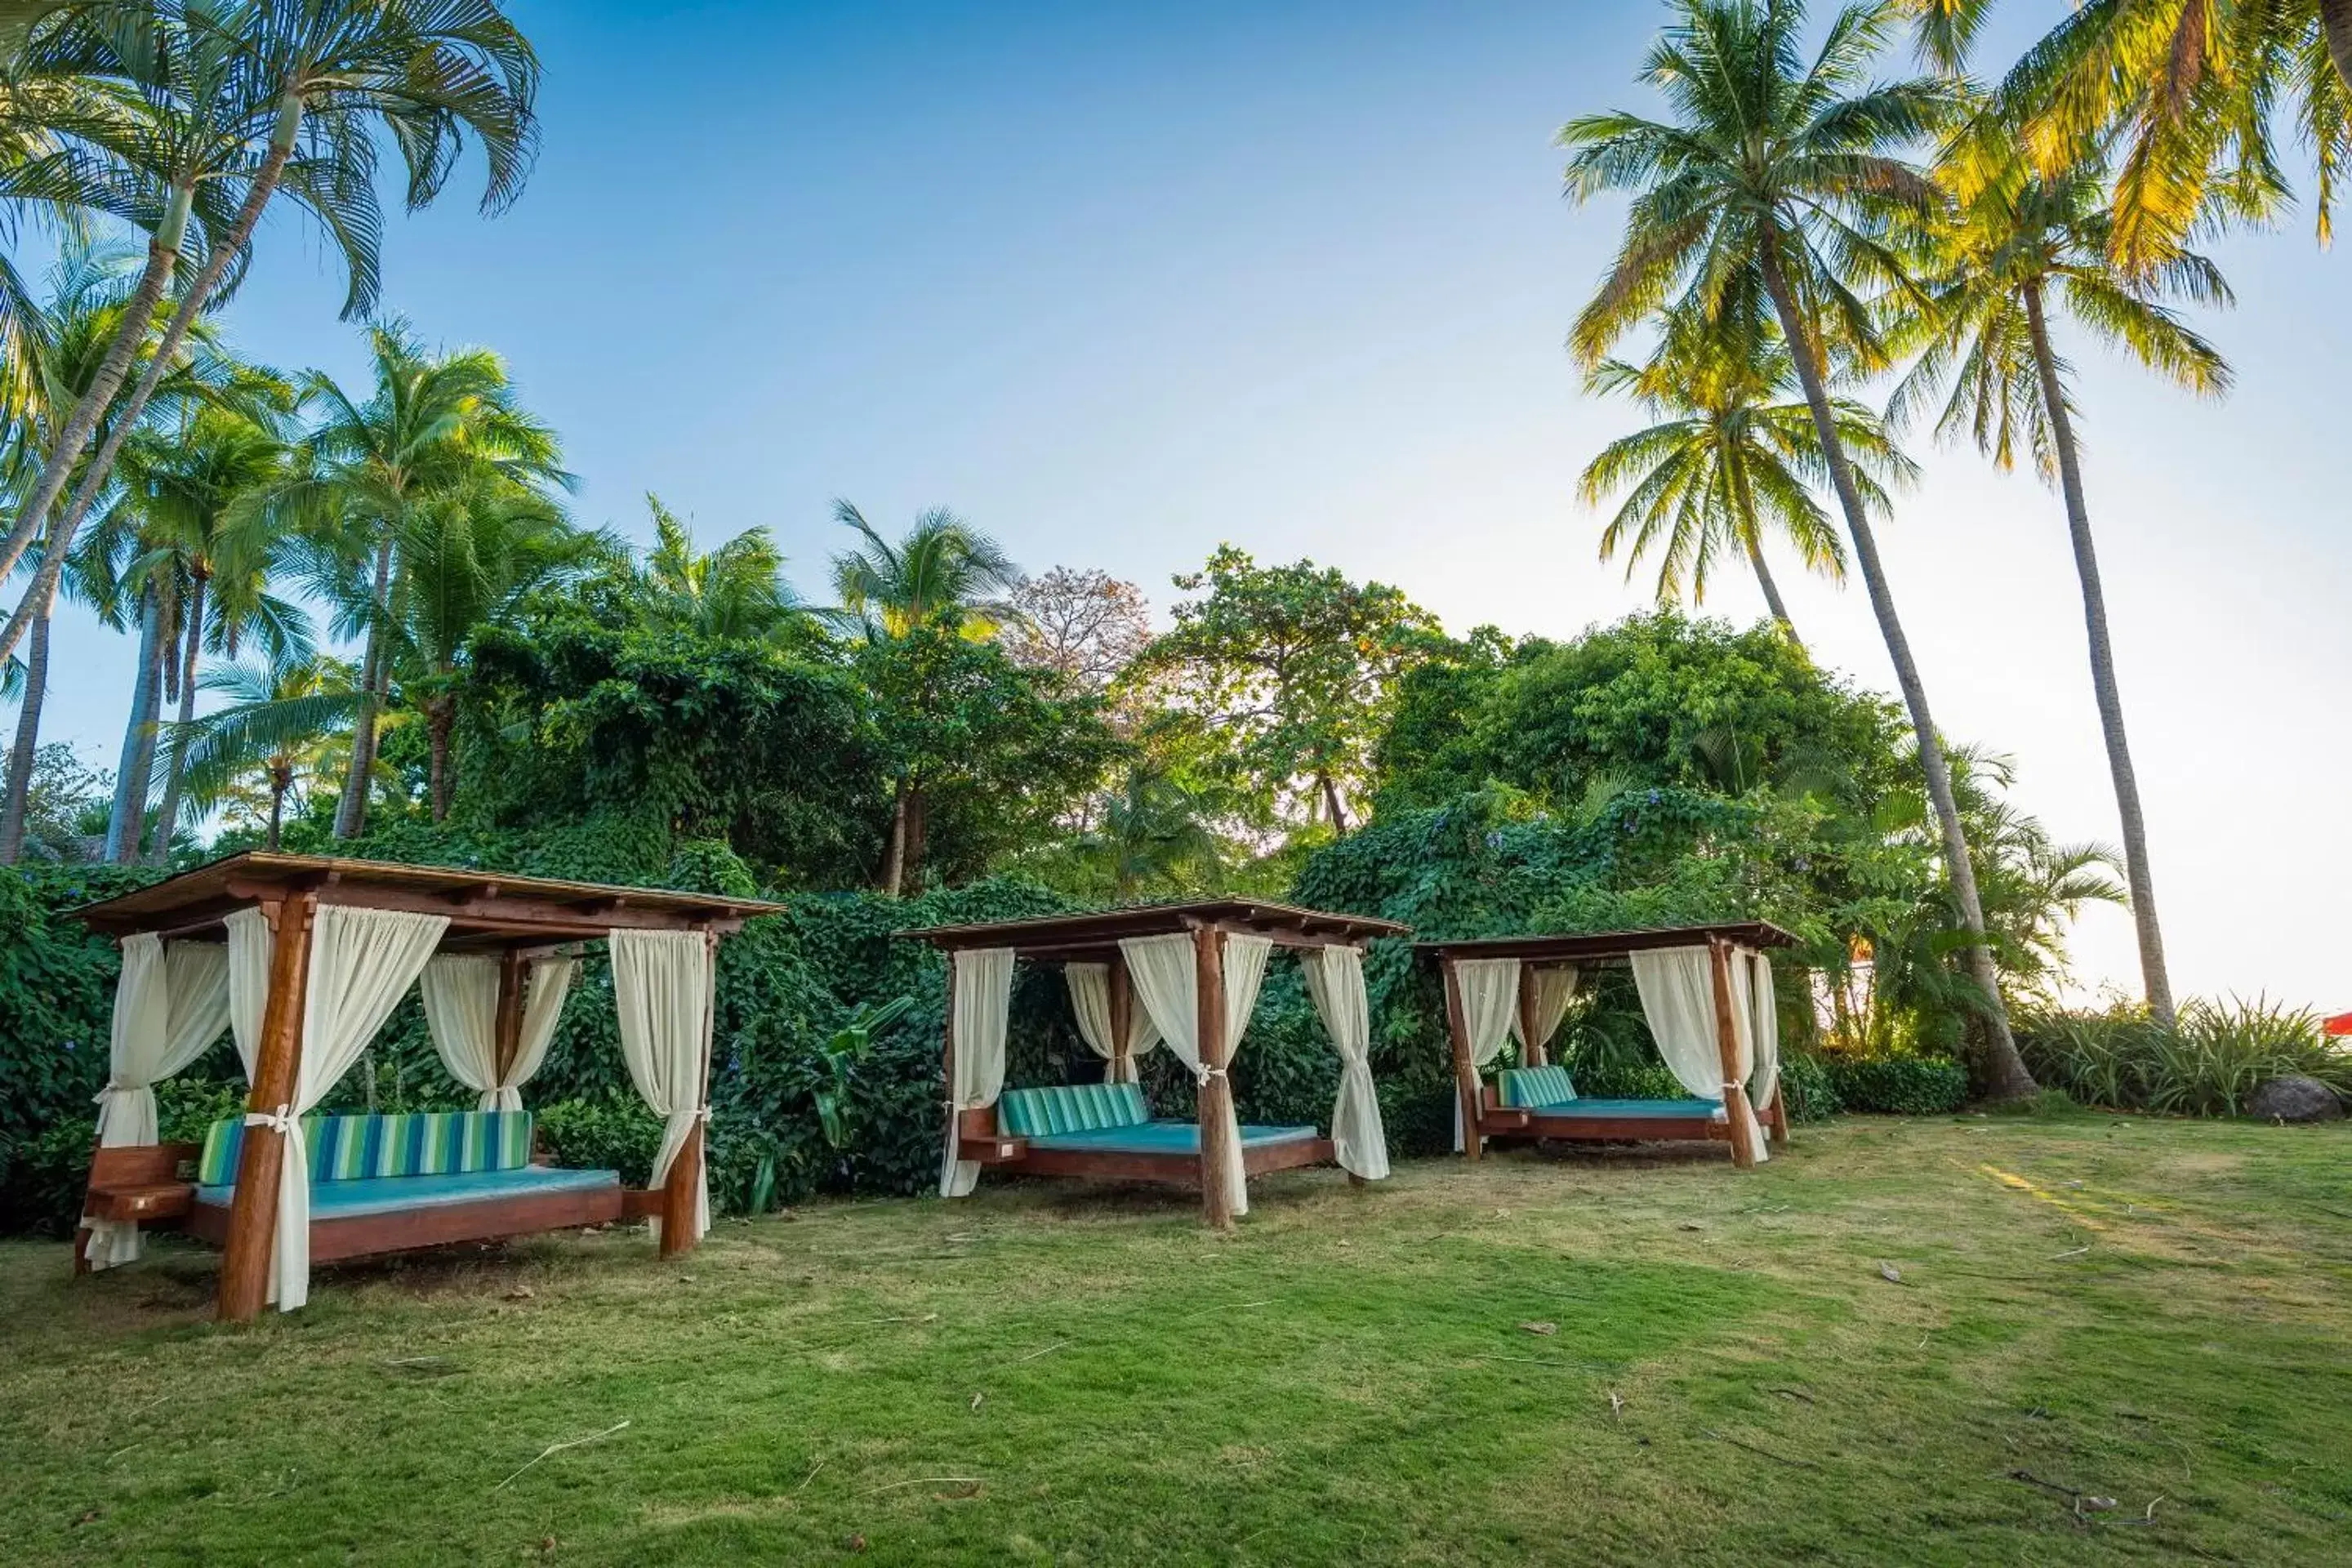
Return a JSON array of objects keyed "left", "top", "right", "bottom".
[
  {"left": 2323, "top": 0, "right": 2352, "bottom": 91},
  {"left": 0, "top": 99, "right": 305, "bottom": 671},
  {"left": 0, "top": 185, "right": 194, "bottom": 595},
  {"left": 2022, "top": 281, "right": 2175, "bottom": 1026},
  {"left": 1759, "top": 243, "right": 2035, "bottom": 1097},
  {"left": 149, "top": 571, "right": 207, "bottom": 863},
  {"left": 105, "top": 591, "right": 166, "bottom": 862},
  {"left": 880, "top": 778, "right": 910, "bottom": 895},
  {"left": 425, "top": 693, "right": 456, "bottom": 822},
  {"left": 1742, "top": 534, "right": 1800, "bottom": 641},
  {"left": 335, "top": 543, "right": 394, "bottom": 839},
  {"left": 0, "top": 583, "right": 52, "bottom": 863}
]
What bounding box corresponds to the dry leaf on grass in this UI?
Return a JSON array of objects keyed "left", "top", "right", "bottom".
[
  {"left": 1877, "top": 1262, "right": 1903, "bottom": 1285},
  {"left": 1519, "top": 1321, "right": 1557, "bottom": 1336},
  {"left": 969, "top": 1392, "right": 985, "bottom": 1412}
]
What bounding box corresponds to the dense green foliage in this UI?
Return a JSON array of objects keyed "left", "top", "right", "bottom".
[{"left": 2016, "top": 1000, "right": 2350, "bottom": 1117}]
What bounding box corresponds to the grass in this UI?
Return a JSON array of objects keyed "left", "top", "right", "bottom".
[{"left": 3, "top": 1112, "right": 2350, "bottom": 1565}]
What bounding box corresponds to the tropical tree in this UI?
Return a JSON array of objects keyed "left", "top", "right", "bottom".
[
  {"left": 0, "top": 0, "right": 545, "bottom": 674},
  {"left": 166, "top": 650, "right": 363, "bottom": 849},
  {"left": 828, "top": 500, "right": 1021, "bottom": 641},
  {"left": 1891, "top": 149, "right": 2231, "bottom": 1027},
  {"left": 1067, "top": 757, "right": 1227, "bottom": 898},
  {"left": 628, "top": 493, "right": 800, "bottom": 642},
  {"left": 1581, "top": 304, "right": 1905, "bottom": 645},
  {"left": 389, "top": 473, "right": 596, "bottom": 818},
  {"left": 250, "top": 320, "right": 569, "bottom": 838},
  {"left": 1559, "top": 0, "right": 2041, "bottom": 1096}
]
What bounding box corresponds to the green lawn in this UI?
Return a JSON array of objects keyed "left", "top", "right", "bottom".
[{"left": 4, "top": 1112, "right": 2349, "bottom": 1566}]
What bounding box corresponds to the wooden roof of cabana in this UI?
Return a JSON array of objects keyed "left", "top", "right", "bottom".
[
  {"left": 1415, "top": 920, "right": 1799, "bottom": 967},
  {"left": 901, "top": 899, "right": 1410, "bottom": 964},
  {"left": 71, "top": 851, "right": 787, "bottom": 953}
]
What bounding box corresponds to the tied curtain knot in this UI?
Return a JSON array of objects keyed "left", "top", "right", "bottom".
[
  {"left": 243, "top": 1104, "right": 296, "bottom": 1135},
  {"left": 1193, "top": 1063, "right": 1227, "bottom": 1086}
]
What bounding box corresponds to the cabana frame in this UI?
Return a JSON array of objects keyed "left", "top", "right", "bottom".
[
  {"left": 904, "top": 900, "right": 1409, "bottom": 1229},
  {"left": 72, "top": 852, "right": 782, "bottom": 1322},
  {"left": 1419, "top": 922, "right": 1800, "bottom": 1169}
]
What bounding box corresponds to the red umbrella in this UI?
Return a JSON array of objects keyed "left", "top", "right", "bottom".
[{"left": 2327, "top": 1012, "right": 2352, "bottom": 1038}]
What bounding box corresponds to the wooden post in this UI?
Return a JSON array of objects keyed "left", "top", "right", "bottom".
[
  {"left": 491, "top": 949, "right": 526, "bottom": 1089},
  {"left": 659, "top": 931, "right": 717, "bottom": 1259},
  {"left": 1107, "top": 951, "right": 1133, "bottom": 1086},
  {"left": 1441, "top": 958, "right": 1481, "bottom": 1161},
  {"left": 218, "top": 893, "right": 316, "bottom": 1323},
  {"left": 1192, "top": 924, "right": 1236, "bottom": 1230},
  {"left": 1517, "top": 964, "right": 1543, "bottom": 1068},
  {"left": 941, "top": 949, "right": 960, "bottom": 1183},
  {"left": 1707, "top": 939, "right": 1762, "bottom": 1171}
]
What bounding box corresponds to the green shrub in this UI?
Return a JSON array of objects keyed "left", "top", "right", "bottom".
[
  {"left": 1778, "top": 1054, "right": 1838, "bottom": 1123},
  {"left": 1822, "top": 1056, "right": 1968, "bottom": 1116},
  {"left": 2016, "top": 997, "right": 2348, "bottom": 1116}
]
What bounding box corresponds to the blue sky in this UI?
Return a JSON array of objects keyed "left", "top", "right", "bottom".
[{"left": 28, "top": 1, "right": 2351, "bottom": 1009}]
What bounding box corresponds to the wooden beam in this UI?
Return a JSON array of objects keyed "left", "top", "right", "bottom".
[
  {"left": 1516, "top": 962, "right": 1542, "bottom": 1069},
  {"left": 1708, "top": 939, "right": 1761, "bottom": 1171},
  {"left": 492, "top": 950, "right": 526, "bottom": 1089},
  {"left": 1442, "top": 958, "right": 1482, "bottom": 1161},
  {"left": 1193, "top": 924, "right": 1236, "bottom": 1230},
  {"left": 1107, "top": 949, "right": 1133, "bottom": 1086},
  {"left": 217, "top": 893, "right": 315, "bottom": 1322}
]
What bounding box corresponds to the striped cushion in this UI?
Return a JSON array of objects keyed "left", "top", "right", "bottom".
[
  {"left": 196, "top": 1111, "right": 533, "bottom": 1187},
  {"left": 1499, "top": 1065, "right": 1579, "bottom": 1109},
  {"left": 997, "top": 1083, "right": 1151, "bottom": 1137}
]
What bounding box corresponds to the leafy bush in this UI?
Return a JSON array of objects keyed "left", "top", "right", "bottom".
[
  {"left": 1777, "top": 1054, "right": 1838, "bottom": 1123},
  {"left": 2017, "top": 998, "right": 2349, "bottom": 1116},
  {"left": 1821, "top": 1056, "right": 1969, "bottom": 1116}
]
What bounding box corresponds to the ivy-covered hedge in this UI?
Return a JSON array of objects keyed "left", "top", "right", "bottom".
[{"left": 1820, "top": 1056, "right": 1970, "bottom": 1116}]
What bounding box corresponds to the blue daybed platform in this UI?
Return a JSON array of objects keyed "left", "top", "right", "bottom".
[
  {"left": 960, "top": 1084, "right": 1336, "bottom": 1186},
  {"left": 1483, "top": 1065, "right": 1731, "bottom": 1148}
]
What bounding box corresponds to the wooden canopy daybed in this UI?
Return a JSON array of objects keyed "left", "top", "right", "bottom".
[
  {"left": 1419, "top": 922, "right": 1800, "bottom": 1169},
  {"left": 69, "top": 852, "right": 782, "bottom": 1322},
  {"left": 902, "top": 900, "right": 1410, "bottom": 1229}
]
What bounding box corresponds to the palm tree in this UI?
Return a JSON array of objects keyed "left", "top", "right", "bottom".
[
  {"left": 1926, "top": 0, "right": 2350, "bottom": 269},
  {"left": 1561, "top": 0, "right": 2039, "bottom": 1096},
  {"left": 0, "top": 0, "right": 545, "bottom": 673},
  {"left": 167, "top": 650, "right": 363, "bottom": 849},
  {"left": 252, "top": 321, "right": 570, "bottom": 837},
  {"left": 1582, "top": 305, "right": 1909, "bottom": 645},
  {"left": 631, "top": 493, "right": 800, "bottom": 641},
  {"left": 1891, "top": 151, "right": 2230, "bottom": 1027},
  {"left": 391, "top": 474, "right": 596, "bottom": 818},
  {"left": 829, "top": 500, "right": 1022, "bottom": 894},
  {"left": 829, "top": 500, "right": 1022, "bottom": 640},
  {"left": 1071, "top": 759, "right": 1226, "bottom": 898}
]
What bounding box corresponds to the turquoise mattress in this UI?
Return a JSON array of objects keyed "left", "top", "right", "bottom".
[
  {"left": 1526, "top": 1098, "right": 1723, "bottom": 1120},
  {"left": 197, "top": 1165, "right": 619, "bottom": 1220},
  {"left": 1027, "top": 1119, "right": 1321, "bottom": 1156}
]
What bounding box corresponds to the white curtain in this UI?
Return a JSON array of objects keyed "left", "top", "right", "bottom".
[
  {"left": 1065, "top": 962, "right": 1161, "bottom": 1085},
  {"left": 1120, "top": 932, "right": 1273, "bottom": 1215},
  {"left": 86, "top": 939, "right": 232, "bottom": 1267},
  {"left": 1510, "top": 965, "right": 1579, "bottom": 1064},
  {"left": 613, "top": 929, "right": 717, "bottom": 1241},
  {"left": 1303, "top": 946, "right": 1388, "bottom": 1181},
  {"left": 420, "top": 955, "right": 575, "bottom": 1112},
  {"left": 1630, "top": 946, "right": 1766, "bottom": 1163},
  {"left": 939, "top": 947, "right": 1014, "bottom": 1197},
  {"left": 1450, "top": 957, "right": 1521, "bottom": 1151},
  {"left": 225, "top": 907, "right": 271, "bottom": 1080},
  {"left": 421, "top": 955, "right": 500, "bottom": 1105},
  {"left": 1740, "top": 949, "right": 1780, "bottom": 1121},
  {"left": 260, "top": 906, "right": 448, "bottom": 1309}
]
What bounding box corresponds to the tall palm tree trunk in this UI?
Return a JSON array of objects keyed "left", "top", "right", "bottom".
[
  {"left": 1741, "top": 533, "right": 1802, "bottom": 648},
  {"left": 149, "top": 572, "right": 207, "bottom": 863},
  {"left": 2323, "top": 0, "right": 2352, "bottom": 91},
  {"left": 881, "top": 778, "right": 911, "bottom": 895},
  {"left": 336, "top": 544, "right": 394, "bottom": 839},
  {"left": 266, "top": 763, "right": 292, "bottom": 850},
  {"left": 0, "top": 185, "right": 194, "bottom": 596},
  {"left": 425, "top": 693, "right": 456, "bottom": 822},
  {"left": 0, "top": 583, "right": 53, "bottom": 863},
  {"left": 0, "top": 97, "right": 307, "bottom": 671},
  {"left": 105, "top": 592, "right": 165, "bottom": 862},
  {"left": 2024, "top": 283, "right": 2175, "bottom": 1027},
  {"left": 1760, "top": 243, "right": 2034, "bottom": 1098}
]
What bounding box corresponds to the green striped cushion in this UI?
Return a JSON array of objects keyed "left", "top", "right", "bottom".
[
  {"left": 998, "top": 1083, "right": 1150, "bottom": 1137},
  {"left": 196, "top": 1111, "right": 534, "bottom": 1187},
  {"left": 1499, "top": 1065, "right": 1579, "bottom": 1109}
]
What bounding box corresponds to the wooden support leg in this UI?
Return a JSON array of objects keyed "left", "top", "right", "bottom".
[
  {"left": 1193, "top": 924, "right": 1236, "bottom": 1230},
  {"left": 1707, "top": 939, "right": 1761, "bottom": 1171},
  {"left": 1442, "top": 959, "right": 1481, "bottom": 1160},
  {"left": 1108, "top": 952, "right": 1133, "bottom": 1086},
  {"left": 219, "top": 894, "right": 316, "bottom": 1323},
  {"left": 1768, "top": 1083, "right": 1790, "bottom": 1147},
  {"left": 659, "top": 1122, "right": 703, "bottom": 1259}
]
